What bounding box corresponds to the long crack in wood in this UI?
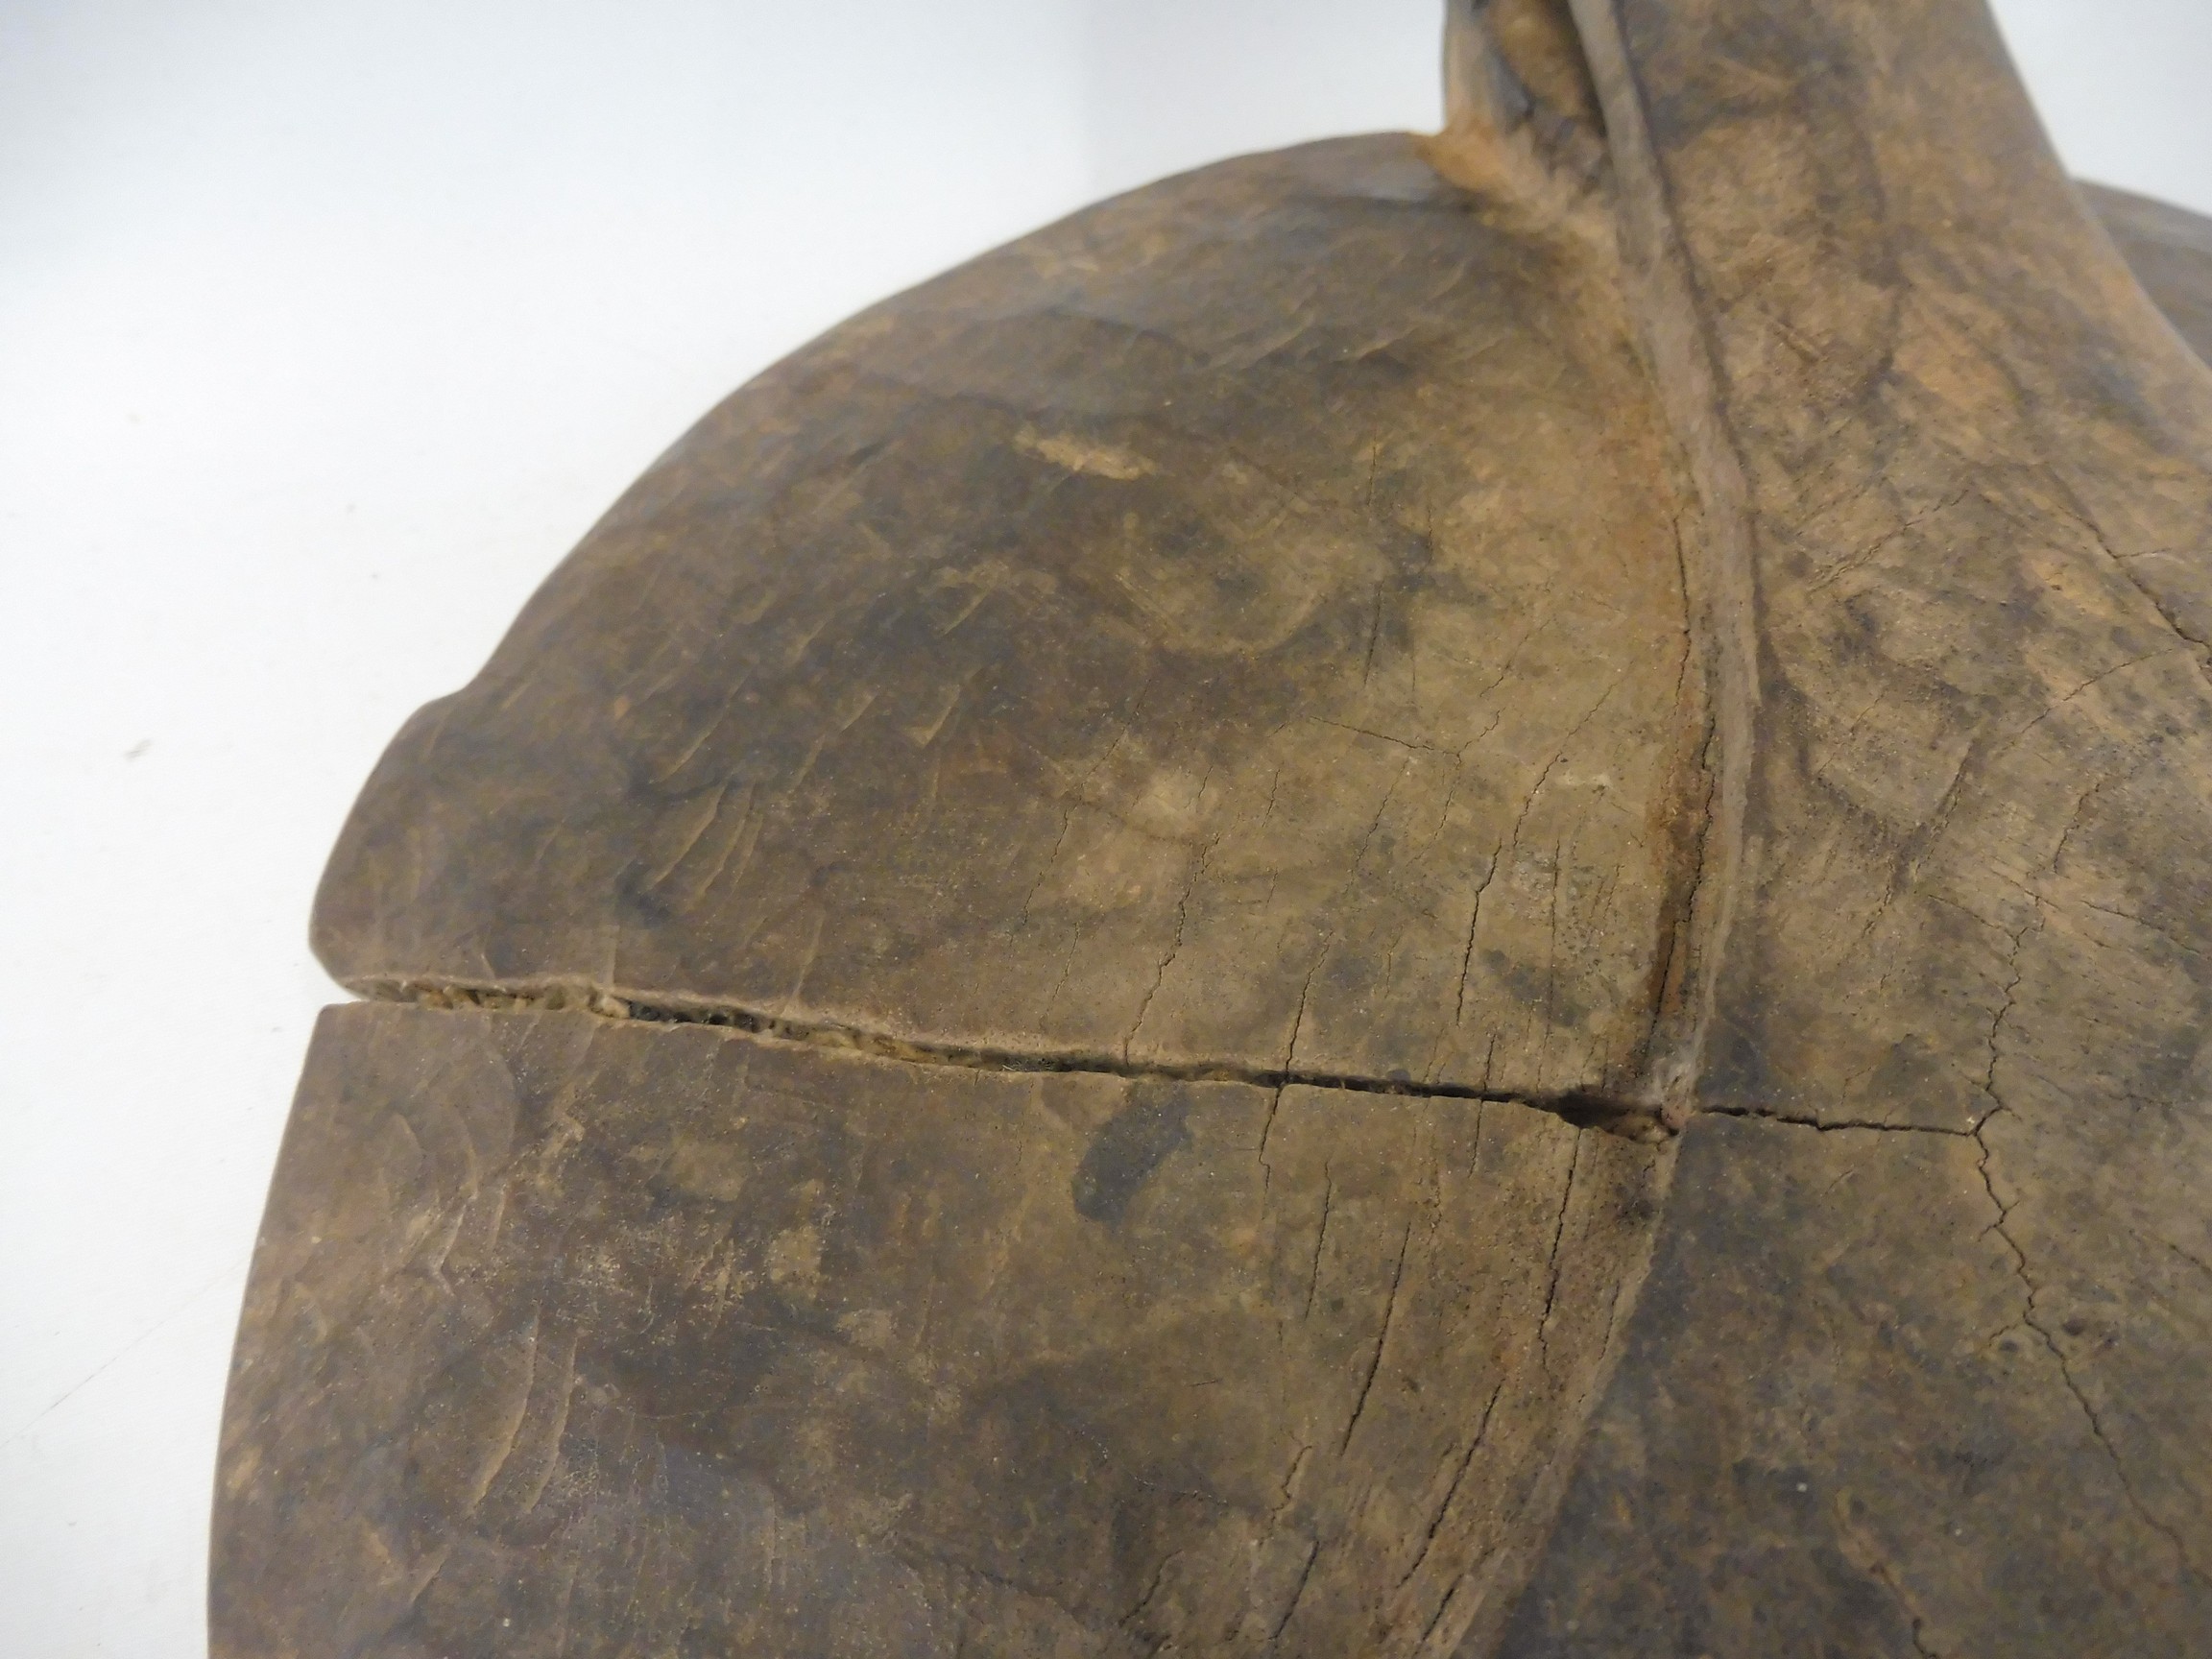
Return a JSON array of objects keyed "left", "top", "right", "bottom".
[{"left": 361, "top": 974, "right": 1671, "bottom": 1142}]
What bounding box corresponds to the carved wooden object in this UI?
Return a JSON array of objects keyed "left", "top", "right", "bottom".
[{"left": 213, "top": 1, "right": 2212, "bottom": 1651}]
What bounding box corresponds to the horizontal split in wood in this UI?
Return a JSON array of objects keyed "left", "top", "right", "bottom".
[{"left": 356, "top": 974, "right": 1676, "bottom": 1142}]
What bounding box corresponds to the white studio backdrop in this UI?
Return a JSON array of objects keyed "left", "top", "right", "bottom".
[{"left": 1, "top": 2, "right": 2204, "bottom": 1652}]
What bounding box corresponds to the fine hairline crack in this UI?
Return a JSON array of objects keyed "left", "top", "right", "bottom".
[
  {"left": 354, "top": 974, "right": 1671, "bottom": 1142},
  {"left": 1699, "top": 1102, "right": 1976, "bottom": 1138}
]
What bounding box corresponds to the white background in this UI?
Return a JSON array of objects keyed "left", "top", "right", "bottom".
[{"left": 3, "top": 2, "right": 2206, "bottom": 1652}]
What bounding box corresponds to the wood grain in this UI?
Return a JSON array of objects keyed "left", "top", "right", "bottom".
[{"left": 217, "top": 2, "right": 2212, "bottom": 1651}]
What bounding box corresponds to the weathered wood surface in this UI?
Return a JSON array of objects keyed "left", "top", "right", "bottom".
[
  {"left": 1500, "top": 1115, "right": 2212, "bottom": 1653},
  {"left": 218, "top": 0, "right": 2212, "bottom": 1652},
  {"left": 311, "top": 134, "right": 1703, "bottom": 1102},
  {"left": 2090, "top": 181, "right": 2212, "bottom": 367},
  {"left": 1487, "top": 3, "right": 2212, "bottom": 1650},
  {"left": 215, "top": 1006, "right": 1664, "bottom": 1657}
]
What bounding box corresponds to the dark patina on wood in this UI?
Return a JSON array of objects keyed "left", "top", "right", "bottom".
[{"left": 215, "top": 1, "right": 2212, "bottom": 1652}]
